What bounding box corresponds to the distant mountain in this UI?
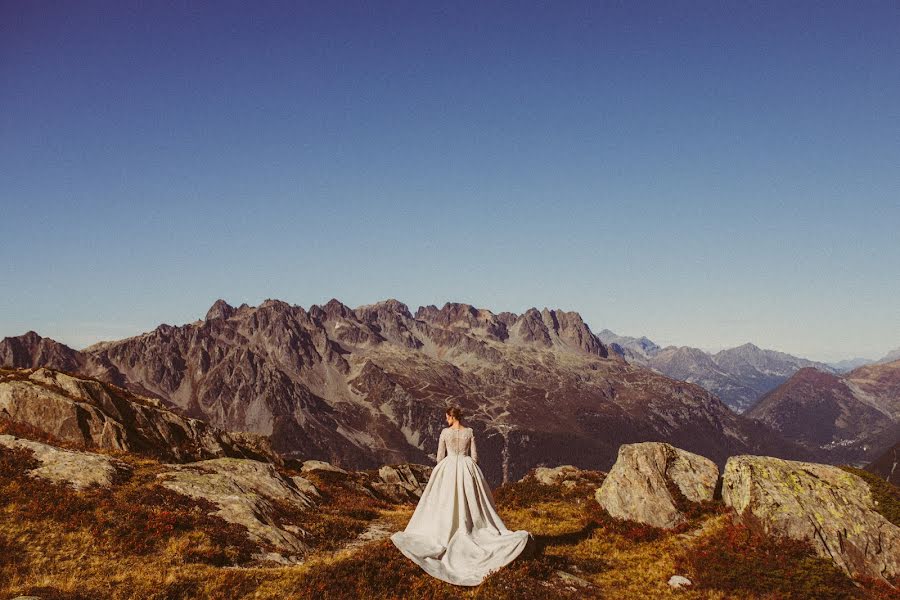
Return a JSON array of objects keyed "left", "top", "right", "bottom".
[
  {"left": 875, "top": 347, "right": 900, "bottom": 365},
  {"left": 644, "top": 345, "right": 763, "bottom": 413},
  {"left": 828, "top": 357, "right": 874, "bottom": 373},
  {"left": 746, "top": 361, "right": 900, "bottom": 466},
  {"left": 597, "top": 329, "right": 661, "bottom": 361},
  {"left": 1, "top": 298, "right": 813, "bottom": 486},
  {"left": 602, "top": 331, "right": 837, "bottom": 413}
]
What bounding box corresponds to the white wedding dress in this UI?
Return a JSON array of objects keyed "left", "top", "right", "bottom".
[{"left": 390, "top": 426, "right": 532, "bottom": 586}]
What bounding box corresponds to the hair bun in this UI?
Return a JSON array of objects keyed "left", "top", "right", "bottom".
[{"left": 445, "top": 406, "right": 464, "bottom": 420}]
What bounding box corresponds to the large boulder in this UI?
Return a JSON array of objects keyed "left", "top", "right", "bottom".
[
  {"left": 595, "top": 442, "right": 719, "bottom": 528},
  {"left": 0, "top": 434, "right": 129, "bottom": 490},
  {"left": 723, "top": 455, "right": 900, "bottom": 582},
  {"left": 157, "top": 457, "right": 321, "bottom": 561}
]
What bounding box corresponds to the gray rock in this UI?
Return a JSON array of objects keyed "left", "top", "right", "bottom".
[
  {"left": 723, "top": 455, "right": 900, "bottom": 582},
  {"left": 158, "top": 457, "right": 320, "bottom": 559},
  {"left": 595, "top": 442, "right": 718, "bottom": 529},
  {"left": 369, "top": 464, "right": 431, "bottom": 503},
  {"left": 0, "top": 434, "right": 128, "bottom": 489},
  {"left": 531, "top": 465, "right": 582, "bottom": 486},
  {"left": 555, "top": 570, "right": 593, "bottom": 589},
  {"left": 667, "top": 574, "right": 692, "bottom": 588},
  {"left": 301, "top": 460, "right": 348, "bottom": 474}
]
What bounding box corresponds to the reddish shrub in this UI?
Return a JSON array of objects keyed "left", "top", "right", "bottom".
[
  {"left": 295, "top": 539, "right": 573, "bottom": 599},
  {"left": 0, "top": 446, "right": 260, "bottom": 565},
  {"left": 673, "top": 519, "right": 860, "bottom": 599}
]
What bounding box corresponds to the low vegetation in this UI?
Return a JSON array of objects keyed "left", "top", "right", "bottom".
[
  {"left": 673, "top": 518, "right": 862, "bottom": 599},
  {"left": 839, "top": 464, "right": 900, "bottom": 527},
  {"left": 1, "top": 446, "right": 897, "bottom": 599}
]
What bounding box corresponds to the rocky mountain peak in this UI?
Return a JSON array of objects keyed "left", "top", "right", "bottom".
[
  {"left": 321, "top": 298, "right": 353, "bottom": 320},
  {"left": 508, "top": 307, "right": 606, "bottom": 356},
  {"left": 0, "top": 331, "right": 85, "bottom": 372},
  {"left": 259, "top": 298, "right": 294, "bottom": 312},
  {"left": 205, "top": 299, "right": 236, "bottom": 321},
  {"left": 355, "top": 299, "right": 413, "bottom": 321},
  {"left": 416, "top": 302, "right": 494, "bottom": 327}
]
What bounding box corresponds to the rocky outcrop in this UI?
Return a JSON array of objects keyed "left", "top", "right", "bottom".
[
  {"left": 595, "top": 442, "right": 719, "bottom": 529},
  {"left": 0, "top": 332, "right": 126, "bottom": 386},
  {"left": 722, "top": 455, "right": 900, "bottom": 582},
  {"left": 300, "top": 460, "right": 348, "bottom": 475},
  {"left": 522, "top": 464, "right": 602, "bottom": 490},
  {"left": 369, "top": 464, "right": 431, "bottom": 503},
  {"left": 0, "top": 434, "right": 128, "bottom": 489},
  {"left": 0, "top": 368, "right": 280, "bottom": 464},
  {"left": 157, "top": 457, "right": 321, "bottom": 561}
]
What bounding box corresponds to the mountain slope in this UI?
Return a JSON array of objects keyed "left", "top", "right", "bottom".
[
  {"left": 866, "top": 441, "right": 900, "bottom": 486},
  {"left": 2, "top": 298, "right": 814, "bottom": 485},
  {"left": 746, "top": 361, "right": 900, "bottom": 465}
]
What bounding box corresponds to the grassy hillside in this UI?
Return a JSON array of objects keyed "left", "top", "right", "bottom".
[{"left": 3, "top": 434, "right": 899, "bottom": 600}]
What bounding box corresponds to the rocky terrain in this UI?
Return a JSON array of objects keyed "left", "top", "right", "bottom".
[
  {"left": 0, "top": 367, "right": 278, "bottom": 464},
  {"left": 1, "top": 299, "right": 817, "bottom": 487},
  {"left": 2, "top": 421, "right": 898, "bottom": 599},
  {"left": 746, "top": 361, "right": 900, "bottom": 465},
  {"left": 598, "top": 329, "right": 839, "bottom": 412}
]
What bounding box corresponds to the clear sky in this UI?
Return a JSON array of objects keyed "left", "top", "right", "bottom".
[{"left": 1, "top": 2, "right": 898, "bottom": 363}]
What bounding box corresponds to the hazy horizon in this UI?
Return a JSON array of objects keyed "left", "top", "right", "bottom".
[{"left": 2, "top": 3, "right": 898, "bottom": 364}]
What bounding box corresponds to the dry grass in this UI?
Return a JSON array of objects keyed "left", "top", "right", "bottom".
[{"left": 2, "top": 445, "right": 897, "bottom": 599}]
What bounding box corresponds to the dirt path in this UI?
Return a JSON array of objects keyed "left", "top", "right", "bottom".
[{"left": 339, "top": 507, "right": 413, "bottom": 554}]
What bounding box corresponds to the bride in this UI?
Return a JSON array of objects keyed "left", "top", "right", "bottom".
[{"left": 390, "top": 406, "right": 532, "bottom": 586}]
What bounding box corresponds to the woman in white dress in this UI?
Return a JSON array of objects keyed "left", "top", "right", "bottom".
[{"left": 390, "top": 406, "right": 532, "bottom": 586}]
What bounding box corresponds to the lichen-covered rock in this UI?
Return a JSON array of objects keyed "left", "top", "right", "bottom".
[
  {"left": 0, "top": 434, "right": 128, "bottom": 490},
  {"left": 368, "top": 464, "right": 431, "bottom": 503},
  {"left": 722, "top": 455, "right": 900, "bottom": 582},
  {"left": 595, "top": 442, "right": 719, "bottom": 529},
  {"left": 531, "top": 465, "right": 582, "bottom": 486},
  {"left": 157, "top": 457, "right": 320, "bottom": 560}
]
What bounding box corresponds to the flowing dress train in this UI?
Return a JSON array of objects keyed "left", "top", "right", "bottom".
[{"left": 390, "top": 426, "right": 532, "bottom": 586}]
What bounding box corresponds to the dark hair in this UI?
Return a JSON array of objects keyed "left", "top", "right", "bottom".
[{"left": 445, "top": 406, "right": 464, "bottom": 421}]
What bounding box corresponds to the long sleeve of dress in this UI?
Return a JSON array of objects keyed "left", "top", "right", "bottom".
[
  {"left": 470, "top": 429, "right": 478, "bottom": 463},
  {"left": 436, "top": 430, "right": 446, "bottom": 463}
]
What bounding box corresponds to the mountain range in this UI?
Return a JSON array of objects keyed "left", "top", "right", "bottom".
[
  {"left": 1, "top": 298, "right": 819, "bottom": 486},
  {"left": 599, "top": 329, "right": 850, "bottom": 413}
]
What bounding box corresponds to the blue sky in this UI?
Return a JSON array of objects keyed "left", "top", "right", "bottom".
[{"left": 1, "top": 2, "right": 898, "bottom": 362}]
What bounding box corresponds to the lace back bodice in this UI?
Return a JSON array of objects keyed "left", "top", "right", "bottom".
[{"left": 436, "top": 426, "right": 478, "bottom": 463}]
